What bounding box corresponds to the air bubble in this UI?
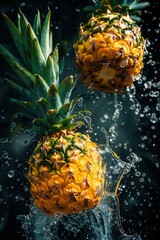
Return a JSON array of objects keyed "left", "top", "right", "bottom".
[
  {"left": 20, "top": 2, "right": 25, "bottom": 7},
  {"left": 11, "top": 121, "right": 16, "bottom": 128},
  {"left": 144, "top": 81, "right": 152, "bottom": 89},
  {"left": 149, "top": 91, "right": 159, "bottom": 97},
  {"left": 135, "top": 171, "right": 141, "bottom": 177},
  {"left": 24, "top": 139, "right": 30, "bottom": 145},
  {"left": 75, "top": 8, "right": 80, "bottom": 12},
  {"left": 0, "top": 137, "right": 8, "bottom": 143},
  {"left": 2, "top": 151, "right": 9, "bottom": 159},
  {"left": 156, "top": 102, "right": 160, "bottom": 111},
  {"left": 150, "top": 113, "right": 158, "bottom": 123},
  {"left": 139, "top": 178, "right": 144, "bottom": 183},
  {"left": 8, "top": 170, "right": 15, "bottom": 178}
]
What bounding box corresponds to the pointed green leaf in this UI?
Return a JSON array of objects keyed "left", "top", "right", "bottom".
[
  {"left": 33, "top": 10, "right": 41, "bottom": 40},
  {"left": 41, "top": 9, "right": 51, "bottom": 59},
  {"left": 17, "top": 13, "right": 21, "bottom": 31},
  {"left": 36, "top": 97, "right": 51, "bottom": 112},
  {"left": 34, "top": 74, "right": 49, "bottom": 98},
  {"left": 56, "top": 99, "right": 81, "bottom": 121},
  {"left": 2, "top": 13, "right": 25, "bottom": 62},
  {"left": 19, "top": 9, "right": 30, "bottom": 52},
  {"left": 9, "top": 98, "right": 38, "bottom": 116},
  {"left": 60, "top": 115, "right": 75, "bottom": 127},
  {"left": 53, "top": 45, "right": 59, "bottom": 82},
  {"left": 31, "top": 36, "right": 46, "bottom": 75},
  {"left": 47, "top": 109, "right": 60, "bottom": 125},
  {"left": 48, "top": 83, "right": 62, "bottom": 109},
  {"left": 44, "top": 53, "right": 57, "bottom": 86},
  {"left": 49, "top": 31, "right": 53, "bottom": 54},
  {"left": 47, "top": 109, "right": 59, "bottom": 115},
  {"left": 19, "top": 10, "right": 46, "bottom": 71},
  {"left": 0, "top": 43, "right": 22, "bottom": 65},
  {"left": 0, "top": 44, "right": 35, "bottom": 88},
  {"left": 58, "top": 75, "right": 77, "bottom": 104},
  {"left": 51, "top": 124, "right": 63, "bottom": 131},
  {"left": 5, "top": 78, "right": 36, "bottom": 100},
  {"left": 36, "top": 97, "right": 53, "bottom": 118},
  {"left": 13, "top": 111, "right": 33, "bottom": 119},
  {"left": 67, "top": 121, "right": 84, "bottom": 130},
  {"left": 32, "top": 118, "right": 51, "bottom": 128},
  {"left": 58, "top": 103, "right": 71, "bottom": 118}
]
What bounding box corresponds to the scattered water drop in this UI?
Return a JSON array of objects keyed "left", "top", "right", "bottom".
[
  {"left": 8, "top": 170, "right": 15, "bottom": 178},
  {"left": 0, "top": 137, "right": 8, "bottom": 143},
  {"left": 150, "top": 113, "right": 158, "bottom": 123},
  {"left": 2, "top": 151, "right": 9, "bottom": 159},
  {"left": 156, "top": 102, "right": 160, "bottom": 111},
  {"left": 149, "top": 90, "right": 159, "bottom": 97}
]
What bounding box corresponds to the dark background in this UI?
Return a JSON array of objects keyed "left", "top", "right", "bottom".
[{"left": 0, "top": 0, "right": 160, "bottom": 239}]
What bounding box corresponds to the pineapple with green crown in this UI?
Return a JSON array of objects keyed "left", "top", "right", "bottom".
[
  {"left": 74, "top": 0, "right": 150, "bottom": 93},
  {"left": 0, "top": 10, "right": 105, "bottom": 215}
]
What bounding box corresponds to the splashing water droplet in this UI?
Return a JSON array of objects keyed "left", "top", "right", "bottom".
[
  {"left": 8, "top": 170, "right": 15, "bottom": 178},
  {"left": 150, "top": 113, "right": 158, "bottom": 123},
  {"left": 84, "top": 116, "right": 93, "bottom": 133},
  {"left": 149, "top": 90, "right": 159, "bottom": 97},
  {"left": 156, "top": 102, "right": 160, "bottom": 111},
  {"left": 0, "top": 137, "right": 8, "bottom": 143}
]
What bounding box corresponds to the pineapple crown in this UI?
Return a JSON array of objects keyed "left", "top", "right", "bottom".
[
  {"left": 0, "top": 9, "right": 86, "bottom": 135},
  {"left": 84, "top": 0, "right": 150, "bottom": 21}
]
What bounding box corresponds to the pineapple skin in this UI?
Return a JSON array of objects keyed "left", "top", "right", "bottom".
[
  {"left": 74, "top": 12, "right": 145, "bottom": 93},
  {"left": 28, "top": 130, "right": 105, "bottom": 215}
]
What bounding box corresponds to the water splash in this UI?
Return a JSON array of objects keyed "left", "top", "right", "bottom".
[{"left": 18, "top": 146, "right": 141, "bottom": 240}]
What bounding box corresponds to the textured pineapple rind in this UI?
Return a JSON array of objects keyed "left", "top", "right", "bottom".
[
  {"left": 28, "top": 130, "right": 105, "bottom": 215},
  {"left": 74, "top": 12, "right": 145, "bottom": 93}
]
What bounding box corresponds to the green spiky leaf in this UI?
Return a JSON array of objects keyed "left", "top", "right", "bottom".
[
  {"left": 5, "top": 78, "right": 35, "bottom": 100},
  {"left": 1, "top": 10, "right": 88, "bottom": 135},
  {"left": 33, "top": 10, "right": 41, "bottom": 40},
  {"left": 48, "top": 83, "right": 62, "bottom": 109},
  {"left": 31, "top": 35, "right": 46, "bottom": 75},
  {"left": 44, "top": 53, "right": 57, "bottom": 86},
  {"left": 34, "top": 74, "right": 49, "bottom": 98},
  {"left": 2, "top": 13, "right": 25, "bottom": 62},
  {"left": 0, "top": 44, "right": 35, "bottom": 89},
  {"left": 58, "top": 75, "right": 76, "bottom": 104},
  {"left": 40, "top": 8, "right": 51, "bottom": 59}
]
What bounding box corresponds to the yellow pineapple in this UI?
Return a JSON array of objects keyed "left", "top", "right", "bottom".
[
  {"left": 74, "top": 0, "right": 149, "bottom": 93},
  {"left": 0, "top": 10, "right": 105, "bottom": 215}
]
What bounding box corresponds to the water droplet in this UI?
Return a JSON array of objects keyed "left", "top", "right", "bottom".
[
  {"left": 0, "top": 137, "right": 8, "bottom": 143},
  {"left": 149, "top": 90, "right": 159, "bottom": 97},
  {"left": 8, "top": 170, "right": 15, "bottom": 178},
  {"left": 139, "top": 178, "right": 144, "bottom": 182},
  {"left": 135, "top": 171, "right": 141, "bottom": 177},
  {"left": 24, "top": 139, "right": 30, "bottom": 145},
  {"left": 75, "top": 8, "right": 80, "bottom": 12},
  {"left": 20, "top": 2, "right": 25, "bottom": 7},
  {"left": 115, "top": 104, "right": 123, "bottom": 111},
  {"left": 150, "top": 113, "right": 158, "bottom": 123},
  {"left": 11, "top": 121, "right": 16, "bottom": 128},
  {"left": 156, "top": 102, "right": 160, "bottom": 111},
  {"left": 2, "top": 151, "right": 9, "bottom": 159},
  {"left": 144, "top": 81, "right": 152, "bottom": 89}
]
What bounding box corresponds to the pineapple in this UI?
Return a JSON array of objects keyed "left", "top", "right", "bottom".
[
  {"left": 0, "top": 10, "right": 105, "bottom": 215},
  {"left": 74, "top": 0, "right": 149, "bottom": 93}
]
